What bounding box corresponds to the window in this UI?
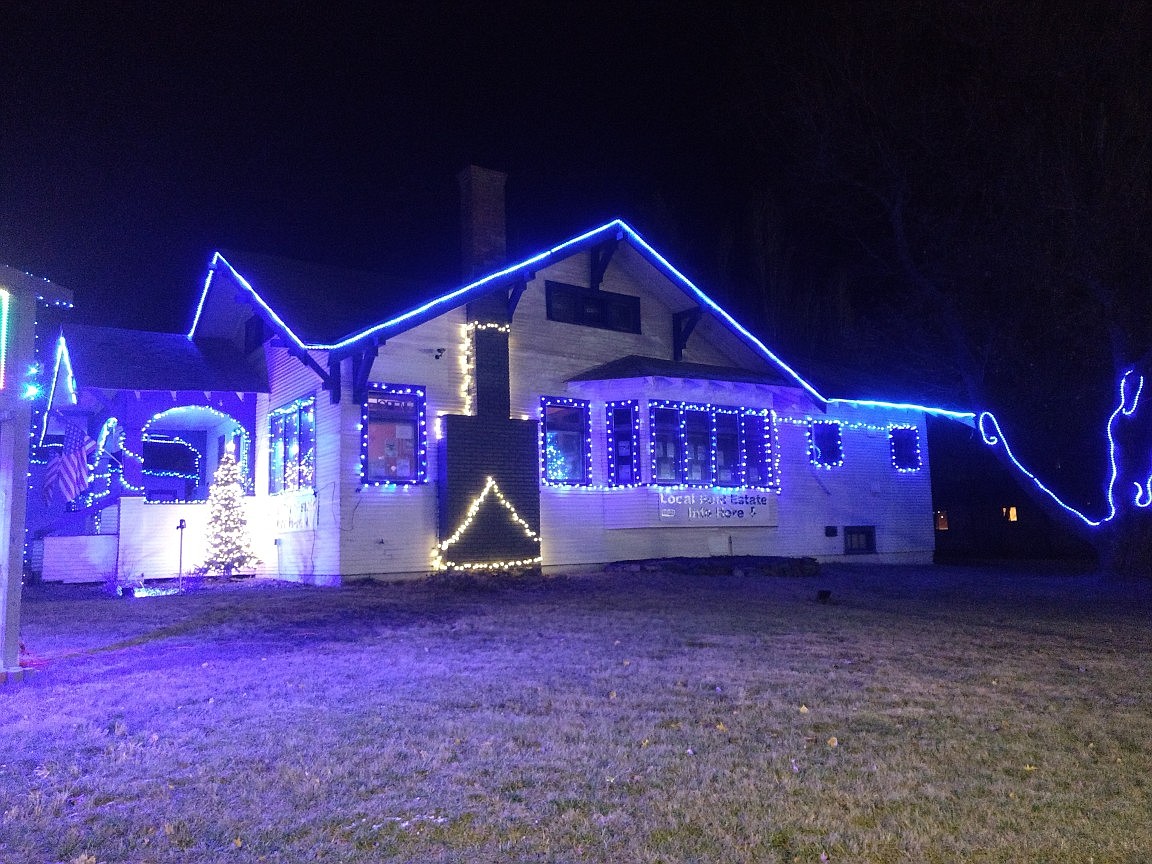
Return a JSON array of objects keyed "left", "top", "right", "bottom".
[
  {"left": 934, "top": 510, "right": 950, "bottom": 531},
  {"left": 541, "top": 397, "right": 591, "bottom": 484},
  {"left": 683, "top": 407, "right": 712, "bottom": 484},
  {"left": 809, "top": 420, "right": 843, "bottom": 467},
  {"left": 651, "top": 405, "right": 681, "bottom": 483},
  {"left": 269, "top": 396, "right": 316, "bottom": 494},
  {"left": 844, "top": 525, "right": 876, "bottom": 554},
  {"left": 742, "top": 411, "right": 776, "bottom": 489},
  {"left": 714, "top": 410, "right": 740, "bottom": 486},
  {"left": 606, "top": 401, "right": 639, "bottom": 486},
  {"left": 545, "top": 281, "right": 641, "bottom": 334},
  {"left": 1002, "top": 505, "right": 1019, "bottom": 523},
  {"left": 363, "top": 385, "right": 426, "bottom": 484},
  {"left": 889, "top": 426, "right": 922, "bottom": 471},
  {"left": 649, "top": 402, "right": 778, "bottom": 488}
]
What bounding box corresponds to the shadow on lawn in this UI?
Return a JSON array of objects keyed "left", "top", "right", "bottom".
[{"left": 18, "top": 560, "right": 1150, "bottom": 673}]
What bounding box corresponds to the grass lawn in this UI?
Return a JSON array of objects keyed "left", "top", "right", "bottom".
[{"left": 3, "top": 562, "right": 1151, "bottom": 863}]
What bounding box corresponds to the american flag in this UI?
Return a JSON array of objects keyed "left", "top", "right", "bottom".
[{"left": 43, "top": 423, "right": 97, "bottom": 505}]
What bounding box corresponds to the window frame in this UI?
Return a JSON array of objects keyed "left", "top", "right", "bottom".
[
  {"left": 741, "top": 409, "right": 778, "bottom": 490},
  {"left": 844, "top": 525, "right": 877, "bottom": 554},
  {"left": 605, "top": 400, "right": 640, "bottom": 487},
  {"left": 682, "top": 404, "right": 714, "bottom": 485},
  {"left": 269, "top": 395, "right": 316, "bottom": 495},
  {"left": 808, "top": 420, "right": 844, "bottom": 468},
  {"left": 544, "top": 281, "right": 642, "bottom": 334},
  {"left": 540, "top": 396, "right": 592, "bottom": 486},
  {"left": 649, "top": 401, "right": 777, "bottom": 489},
  {"left": 361, "top": 384, "right": 427, "bottom": 486},
  {"left": 889, "top": 425, "right": 922, "bottom": 472}
]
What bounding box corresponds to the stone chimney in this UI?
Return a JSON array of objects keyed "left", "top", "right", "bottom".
[{"left": 458, "top": 165, "right": 507, "bottom": 279}]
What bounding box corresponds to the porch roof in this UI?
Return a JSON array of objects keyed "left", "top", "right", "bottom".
[{"left": 62, "top": 324, "right": 269, "bottom": 393}]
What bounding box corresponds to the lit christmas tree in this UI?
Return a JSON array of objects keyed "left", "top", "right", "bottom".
[{"left": 201, "top": 446, "right": 259, "bottom": 579}]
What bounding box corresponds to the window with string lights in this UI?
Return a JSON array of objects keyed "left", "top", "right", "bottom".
[
  {"left": 649, "top": 401, "right": 779, "bottom": 489},
  {"left": 540, "top": 397, "right": 591, "bottom": 485},
  {"left": 888, "top": 426, "right": 922, "bottom": 471},
  {"left": 605, "top": 401, "right": 640, "bottom": 486},
  {"left": 362, "top": 385, "right": 427, "bottom": 485},
  {"left": 269, "top": 396, "right": 316, "bottom": 494},
  {"left": 808, "top": 420, "right": 844, "bottom": 468}
]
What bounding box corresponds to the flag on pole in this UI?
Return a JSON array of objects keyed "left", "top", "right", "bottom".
[{"left": 43, "top": 422, "right": 97, "bottom": 505}]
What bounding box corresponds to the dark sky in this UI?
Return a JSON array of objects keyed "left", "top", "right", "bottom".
[
  {"left": 2, "top": 2, "right": 777, "bottom": 333},
  {"left": 6, "top": 2, "right": 1152, "bottom": 513}
]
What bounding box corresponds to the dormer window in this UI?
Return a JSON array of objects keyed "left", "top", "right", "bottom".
[{"left": 545, "top": 281, "right": 641, "bottom": 334}]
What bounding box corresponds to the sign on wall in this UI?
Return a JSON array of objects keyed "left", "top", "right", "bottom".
[
  {"left": 273, "top": 490, "right": 317, "bottom": 532},
  {"left": 602, "top": 487, "right": 778, "bottom": 529}
]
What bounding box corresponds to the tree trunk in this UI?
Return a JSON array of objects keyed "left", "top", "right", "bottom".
[{"left": 1098, "top": 515, "right": 1152, "bottom": 579}]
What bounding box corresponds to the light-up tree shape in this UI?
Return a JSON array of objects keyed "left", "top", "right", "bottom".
[{"left": 201, "top": 447, "right": 258, "bottom": 579}]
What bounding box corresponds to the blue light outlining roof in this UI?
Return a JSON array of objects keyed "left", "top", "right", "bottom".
[
  {"left": 188, "top": 252, "right": 312, "bottom": 354},
  {"left": 828, "top": 398, "right": 975, "bottom": 423},
  {"left": 615, "top": 223, "right": 829, "bottom": 403},
  {"left": 321, "top": 223, "right": 617, "bottom": 353},
  {"left": 193, "top": 218, "right": 978, "bottom": 420},
  {"left": 978, "top": 369, "right": 1151, "bottom": 528},
  {"left": 38, "top": 334, "right": 78, "bottom": 445}
]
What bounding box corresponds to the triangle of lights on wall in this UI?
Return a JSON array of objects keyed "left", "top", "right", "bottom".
[{"left": 432, "top": 476, "right": 541, "bottom": 571}]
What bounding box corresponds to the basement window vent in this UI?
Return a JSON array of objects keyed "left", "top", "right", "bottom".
[{"left": 844, "top": 525, "right": 876, "bottom": 555}]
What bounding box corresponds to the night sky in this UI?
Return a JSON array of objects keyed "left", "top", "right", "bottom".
[
  {"left": 4, "top": 1, "right": 1151, "bottom": 514},
  {"left": 2, "top": 2, "right": 777, "bottom": 332}
]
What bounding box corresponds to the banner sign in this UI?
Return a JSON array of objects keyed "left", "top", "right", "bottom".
[{"left": 602, "top": 487, "right": 778, "bottom": 529}]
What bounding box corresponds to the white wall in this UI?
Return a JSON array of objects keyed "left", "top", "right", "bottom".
[
  {"left": 340, "top": 310, "right": 467, "bottom": 578},
  {"left": 43, "top": 495, "right": 277, "bottom": 583},
  {"left": 41, "top": 535, "right": 119, "bottom": 583},
  {"left": 536, "top": 397, "right": 934, "bottom": 569},
  {"left": 251, "top": 243, "right": 935, "bottom": 580}
]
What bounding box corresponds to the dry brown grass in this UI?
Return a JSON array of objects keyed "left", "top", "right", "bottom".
[{"left": 3, "top": 563, "right": 1150, "bottom": 863}]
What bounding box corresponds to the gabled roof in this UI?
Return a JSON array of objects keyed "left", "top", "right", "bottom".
[
  {"left": 210, "top": 250, "right": 418, "bottom": 346},
  {"left": 190, "top": 219, "right": 975, "bottom": 422},
  {"left": 61, "top": 324, "right": 269, "bottom": 392}
]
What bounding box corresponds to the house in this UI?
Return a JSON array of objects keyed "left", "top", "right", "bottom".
[
  {"left": 29, "top": 167, "right": 974, "bottom": 585},
  {"left": 29, "top": 324, "right": 266, "bottom": 583}
]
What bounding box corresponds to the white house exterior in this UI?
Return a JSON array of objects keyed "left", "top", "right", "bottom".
[{"left": 34, "top": 168, "right": 971, "bottom": 584}]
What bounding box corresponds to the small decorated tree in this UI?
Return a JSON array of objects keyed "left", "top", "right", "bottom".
[{"left": 201, "top": 446, "right": 259, "bottom": 579}]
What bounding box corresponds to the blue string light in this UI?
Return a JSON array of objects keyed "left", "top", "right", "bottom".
[
  {"left": 141, "top": 406, "right": 251, "bottom": 492},
  {"left": 540, "top": 396, "right": 592, "bottom": 485},
  {"left": 360, "top": 384, "right": 427, "bottom": 486},
  {"left": 978, "top": 369, "right": 1152, "bottom": 528},
  {"left": 888, "top": 425, "right": 922, "bottom": 472},
  {"left": 191, "top": 220, "right": 980, "bottom": 426},
  {"left": 37, "top": 334, "right": 77, "bottom": 445},
  {"left": 807, "top": 420, "right": 844, "bottom": 469},
  {"left": 605, "top": 400, "right": 641, "bottom": 487}
]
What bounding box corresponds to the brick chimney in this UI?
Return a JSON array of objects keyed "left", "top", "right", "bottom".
[
  {"left": 442, "top": 166, "right": 539, "bottom": 572},
  {"left": 458, "top": 165, "right": 507, "bottom": 280}
]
